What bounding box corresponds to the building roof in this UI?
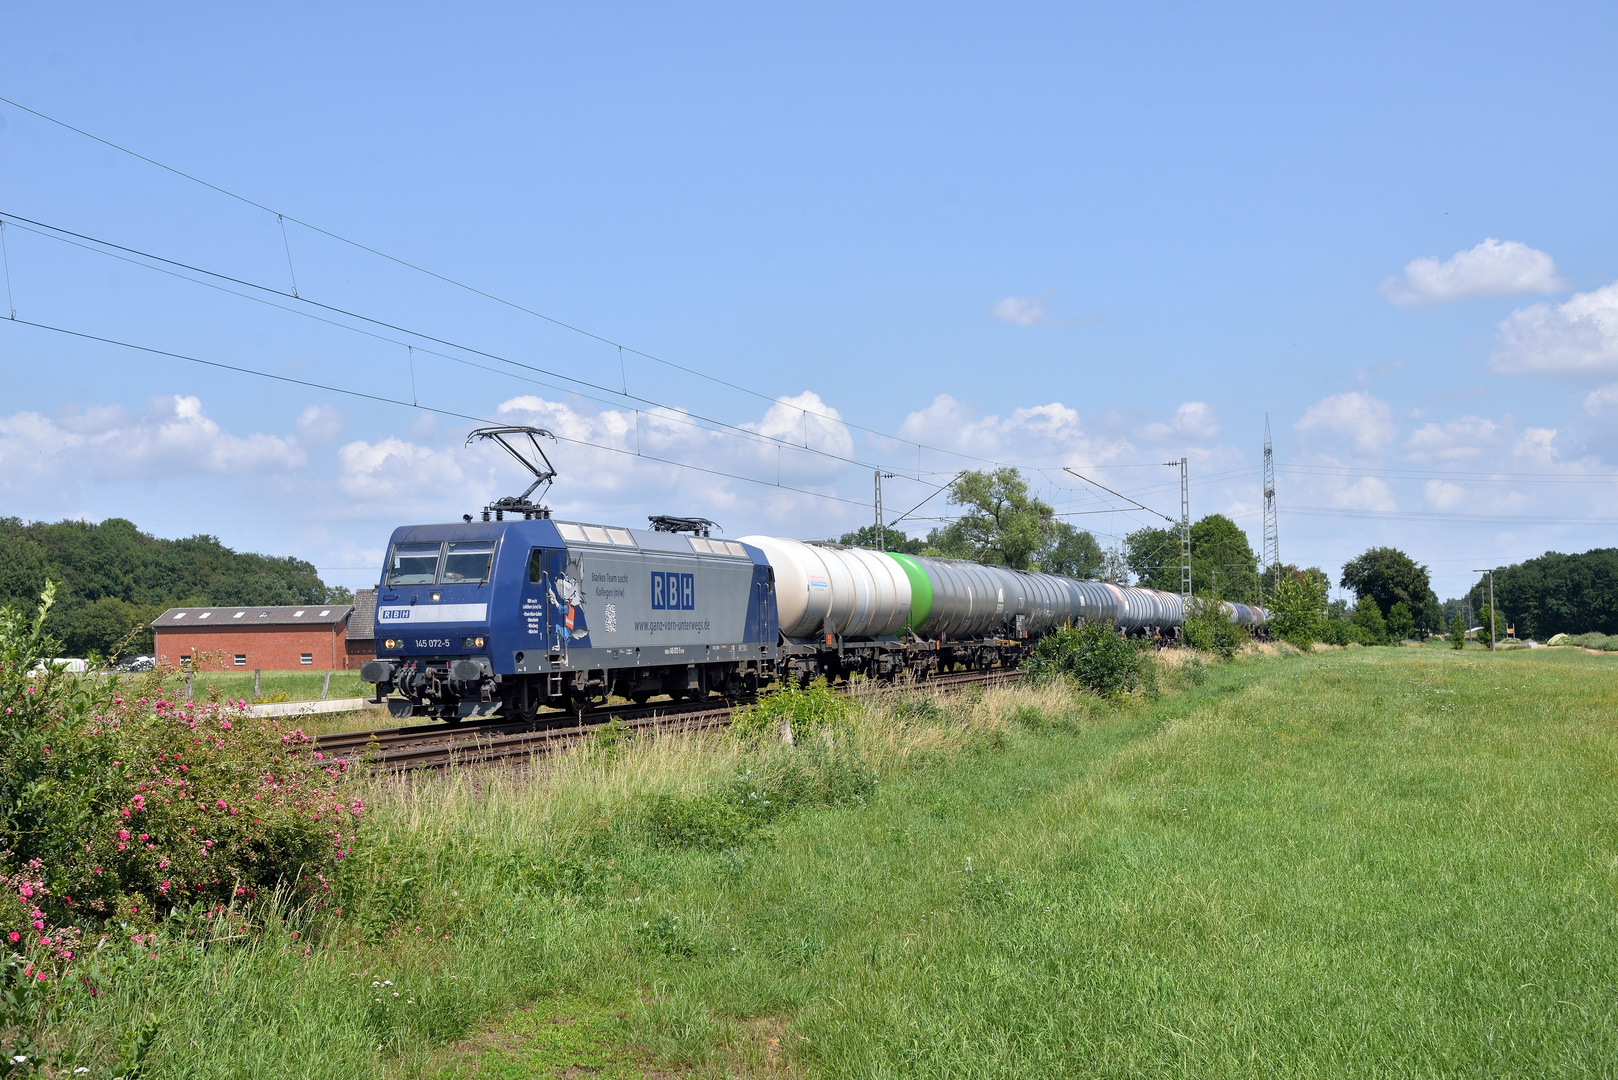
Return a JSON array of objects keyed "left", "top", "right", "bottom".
[
  {"left": 348, "top": 588, "right": 377, "bottom": 642},
  {"left": 151, "top": 604, "right": 353, "bottom": 629}
]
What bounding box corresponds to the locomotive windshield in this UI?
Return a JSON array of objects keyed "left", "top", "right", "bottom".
[
  {"left": 386, "top": 542, "right": 442, "bottom": 585},
  {"left": 442, "top": 541, "right": 496, "bottom": 584}
]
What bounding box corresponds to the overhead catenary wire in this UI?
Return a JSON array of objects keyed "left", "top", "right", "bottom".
[
  {"left": 0, "top": 218, "right": 15, "bottom": 319},
  {"left": 0, "top": 210, "right": 953, "bottom": 480},
  {"left": 0, "top": 97, "right": 1031, "bottom": 470},
  {"left": 1, "top": 316, "right": 882, "bottom": 511},
  {"left": 1062, "top": 466, "right": 1178, "bottom": 524}
]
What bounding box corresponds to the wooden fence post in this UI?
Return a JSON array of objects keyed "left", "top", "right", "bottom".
[
  {"left": 253, "top": 668, "right": 261, "bottom": 700},
  {"left": 321, "top": 670, "right": 332, "bottom": 700}
]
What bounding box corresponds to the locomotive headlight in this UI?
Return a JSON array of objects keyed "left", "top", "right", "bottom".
[
  {"left": 430, "top": 592, "right": 441, "bottom": 602},
  {"left": 462, "top": 636, "right": 485, "bottom": 649},
  {"left": 383, "top": 638, "right": 400, "bottom": 650}
]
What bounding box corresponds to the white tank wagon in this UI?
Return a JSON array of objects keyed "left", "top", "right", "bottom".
[
  {"left": 738, "top": 536, "right": 1264, "bottom": 684},
  {"left": 1221, "top": 601, "right": 1271, "bottom": 627}
]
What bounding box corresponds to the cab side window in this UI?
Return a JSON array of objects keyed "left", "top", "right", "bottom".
[{"left": 528, "top": 548, "right": 545, "bottom": 584}]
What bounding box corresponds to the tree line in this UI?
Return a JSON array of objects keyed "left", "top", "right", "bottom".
[
  {"left": 0, "top": 517, "right": 352, "bottom": 659},
  {"left": 1464, "top": 549, "right": 1618, "bottom": 640}
]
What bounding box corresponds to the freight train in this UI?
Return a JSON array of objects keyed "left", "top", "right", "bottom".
[{"left": 359, "top": 514, "right": 1268, "bottom": 722}]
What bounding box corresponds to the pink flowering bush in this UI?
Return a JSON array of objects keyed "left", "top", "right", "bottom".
[{"left": 1, "top": 584, "right": 366, "bottom": 934}]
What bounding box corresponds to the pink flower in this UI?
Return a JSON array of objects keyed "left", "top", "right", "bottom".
[
  {"left": 217, "top": 799, "right": 227, "bottom": 810},
  {"left": 34, "top": 972, "right": 45, "bottom": 982},
  {"left": 117, "top": 829, "right": 130, "bottom": 841},
  {"left": 131, "top": 794, "right": 146, "bottom": 811},
  {"left": 139, "top": 834, "right": 149, "bottom": 842},
  {"left": 32, "top": 920, "right": 44, "bottom": 930},
  {"left": 158, "top": 881, "right": 170, "bottom": 894},
  {"left": 220, "top": 720, "right": 232, "bottom": 730},
  {"left": 7, "top": 932, "right": 17, "bottom": 944}
]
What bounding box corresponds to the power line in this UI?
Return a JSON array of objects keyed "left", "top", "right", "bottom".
[
  {"left": 1281, "top": 504, "right": 1618, "bottom": 525},
  {"left": 1280, "top": 462, "right": 1618, "bottom": 483},
  {"left": 0, "top": 97, "right": 1024, "bottom": 470},
  {"left": 1, "top": 316, "right": 882, "bottom": 511},
  {"left": 0, "top": 209, "right": 951, "bottom": 480}
]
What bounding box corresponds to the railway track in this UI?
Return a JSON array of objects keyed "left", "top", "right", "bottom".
[{"left": 315, "top": 665, "right": 1025, "bottom": 771}]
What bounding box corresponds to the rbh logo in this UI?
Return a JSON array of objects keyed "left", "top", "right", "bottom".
[{"left": 650, "top": 572, "right": 695, "bottom": 611}]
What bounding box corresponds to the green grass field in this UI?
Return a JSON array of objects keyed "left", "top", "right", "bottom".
[
  {"left": 179, "top": 667, "right": 373, "bottom": 702},
  {"left": 68, "top": 645, "right": 1618, "bottom": 1077}
]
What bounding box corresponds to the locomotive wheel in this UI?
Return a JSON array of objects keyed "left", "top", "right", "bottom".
[{"left": 503, "top": 685, "right": 540, "bottom": 723}]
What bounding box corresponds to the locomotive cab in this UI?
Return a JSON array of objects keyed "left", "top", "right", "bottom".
[{"left": 361, "top": 523, "right": 507, "bottom": 721}]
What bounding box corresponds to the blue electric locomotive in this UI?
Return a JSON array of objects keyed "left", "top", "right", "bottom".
[{"left": 359, "top": 516, "right": 777, "bottom": 721}]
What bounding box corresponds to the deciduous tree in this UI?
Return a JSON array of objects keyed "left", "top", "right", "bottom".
[{"left": 1340, "top": 547, "right": 1437, "bottom": 631}]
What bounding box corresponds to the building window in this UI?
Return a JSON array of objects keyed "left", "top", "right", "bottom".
[
  {"left": 300, "top": 654, "right": 313, "bottom": 666},
  {"left": 234, "top": 654, "right": 247, "bottom": 667}
]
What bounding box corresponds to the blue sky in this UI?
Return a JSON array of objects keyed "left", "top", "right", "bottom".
[{"left": 3, "top": 2, "right": 1616, "bottom": 601}]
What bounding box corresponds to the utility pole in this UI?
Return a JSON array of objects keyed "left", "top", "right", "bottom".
[
  {"left": 1472, "top": 568, "right": 1497, "bottom": 651},
  {"left": 874, "top": 470, "right": 893, "bottom": 550},
  {"left": 1177, "top": 457, "right": 1190, "bottom": 601},
  {"left": 1261, "top": 415, "right": 1279, "bottom": 605}
]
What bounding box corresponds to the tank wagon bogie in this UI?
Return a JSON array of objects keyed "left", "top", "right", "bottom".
[{"left": 360, "top": 517, "right": 1269, "bottom": 719}]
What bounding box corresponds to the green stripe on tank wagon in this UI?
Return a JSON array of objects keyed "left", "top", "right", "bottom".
[{"left": 886, "top": 552, "right": 933, "bottom": 634}]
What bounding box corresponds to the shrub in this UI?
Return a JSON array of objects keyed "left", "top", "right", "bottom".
[
  {"left": 1025, "top": 619, "right": 1155, "bottom": 696},
  {"left": 1386, "top": 602, "right": 1416, "bottom": 642},
  {"left": 0, "top": 585, "right": 365, "bottom": 937},
  {"left": 1450, "top": 615, "right": 1468, "bottom": 650},
  {"left": 1182, "top": 598, "right": 1246, "bottom": 660},
  {"left": 1350, "top": 601, "right": 1388, "bottom": 645},
  {"left": 1268, "top": 575, "right": 1327, "bottom": 648},
  {"left": 729, "top": 680, "right": 851, "bottom": 742}
]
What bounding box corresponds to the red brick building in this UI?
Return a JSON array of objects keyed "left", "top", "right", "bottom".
[{"left": 152, "top": 604, "right": 356, "bottom": 671}]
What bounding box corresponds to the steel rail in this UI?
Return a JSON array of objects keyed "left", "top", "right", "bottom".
[{"left": 316, "top": 666, "right": 1025, "bottom": 771}]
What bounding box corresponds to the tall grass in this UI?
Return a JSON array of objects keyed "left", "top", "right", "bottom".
[{"left": 45, "top": 648, "right": 1618, "bottom": 1077}]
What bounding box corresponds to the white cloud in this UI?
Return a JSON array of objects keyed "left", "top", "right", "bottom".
[
  {"left": 1380, "top": 238, "right": 1566, "bottom": 307},
  {"left": 0, "top": 395, "right": 304, "bottom": 488},
  {"left": 1491, "top": 282, "right": 1618, "bottom": 379},
  {"left": 1584, "top": 383, "right": 1618, "bottom": 417},
  {"left": 1141, "top": 401, "right": 1219, "bottom": 441},
  {"left": 991, "top": 291, "right": 1051, "bottom": 326},
  {"left": 1334, "top": 476, "right": 1397, "bottom": 512},
  {"left": 337, "top": 436, "right": 470, "bottom": 501},
  {"left": 1513, "top": 427, "right": 1558, "bottom": 460},
  {"left": 1294, "top": 392, "right": 1397, "bottom": 454},
  {"left": 295, "top": 404, "right": 344, "bottom": 445},
  {"left": 896, "top": 393, "right": 1129, "bottom": 467},
  {"left": 1405, "top": 415, "right": 1500, "bottom": 462},
  {"left": 1424, "top": 480, "right": 1467, "bottom": 510}
]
